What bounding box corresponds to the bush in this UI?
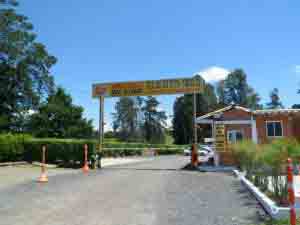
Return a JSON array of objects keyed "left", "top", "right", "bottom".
[
  {"left": 232, "top": 140, "right": 261, "bottom": 180},
  {"left": 102, "top": 148, "right": 143, "bottom": 157},
  {"left": 23, "top": 138, "right": 96, "bottom": 167},
  {"left": 232, "top": 138, "right": 300, "bottom": 205},
  {"left": 0, "top": 135, "right": 185, "bottom": 166},
  {"left": 156, "top": 148, "right": 183, "bottom": 155},
  {"left": 0, "top": 134, "right": 31, "bottom": 162}
]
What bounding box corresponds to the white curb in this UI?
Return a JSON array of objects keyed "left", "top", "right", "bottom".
[{"left": 233, "top": 170, "right": 290, "bottom": 219}]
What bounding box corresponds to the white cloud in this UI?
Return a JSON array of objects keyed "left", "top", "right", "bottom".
[
  {"left": 295, "top": 65, "right": 300, "bottom": 73},
  {"left": 194, "top": 66, "right": 230, "bottom": 83}
]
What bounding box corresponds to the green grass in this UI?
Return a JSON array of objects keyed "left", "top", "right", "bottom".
[{"left": 255, "top": 218, "right": 300, "bottom": 225}]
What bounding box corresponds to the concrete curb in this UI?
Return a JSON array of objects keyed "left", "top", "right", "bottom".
[
  {"left": 0, "top": 161, "right": 28, "bottom": 167},
  {"left": 198, "top": 166, "right": 236, "bottom": 172},
  {"left": 233, "top": 169, "right": 290, "bottom": 219}
]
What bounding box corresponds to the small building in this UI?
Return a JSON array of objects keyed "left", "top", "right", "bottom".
[{"left": 197, "top": 105, "right": 300, "bottom": 165}]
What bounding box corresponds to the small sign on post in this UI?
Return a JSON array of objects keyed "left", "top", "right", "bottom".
[{"left": 215, "top": 124, "right": 225, "bottom": 152}]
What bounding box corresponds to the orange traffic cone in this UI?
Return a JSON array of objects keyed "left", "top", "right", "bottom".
[
  {"left": 38, "top": 145, "right": 48, "bottom": 183},
  {"left": 82, "top": 144, "right": 89, "bottom": 173}
]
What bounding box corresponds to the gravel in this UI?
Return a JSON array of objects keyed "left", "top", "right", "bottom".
[{"left": 0, "top": 156, "right": 263, "bottom": 225}]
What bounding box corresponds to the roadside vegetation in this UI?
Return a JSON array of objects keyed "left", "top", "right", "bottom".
[
  {"left": 232, "top": 138, "right": 300, "bottom": 206},
  {"left": 0, "top": 134, "right": 185, "bottom": 167},
  {"left": 256, "top": 218, "right": 300, "bottom": 225}
]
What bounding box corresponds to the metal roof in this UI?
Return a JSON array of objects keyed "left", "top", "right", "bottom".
[
  {"left": 196, "top": 104, "right": 251, "bottom": 121},
  {"left": 253, "top": 108, "right": 300, "bottom": 115},
  {"left": 197, "top": 105, "right": 300, "bottom": 122}
]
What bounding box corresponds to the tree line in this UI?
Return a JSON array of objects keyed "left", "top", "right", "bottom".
[
  {"left": 172, "top": 69, "right": 294, "bottom": 144},
  {"left": 0, "top": 1, "right": 93, "bottom": 138},
  {"left": 112, "top": 96, "right": 167, "bottom": 143},
  {"left": 1, "top": 1, "right": 300, "bottom": 144}
]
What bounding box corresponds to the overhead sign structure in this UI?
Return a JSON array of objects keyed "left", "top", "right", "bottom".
[
  {"left": 92, "top": 75, "right": 206, "bottom": 168},
  {"left": 92, "top": 76, "right": 205, "bottom": 98}
]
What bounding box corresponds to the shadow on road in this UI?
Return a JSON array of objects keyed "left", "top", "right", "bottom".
[
  {"left": 102, "top": 167, "right": 183, "bottom": 171},
  {"left": 231, "top": 181, "right": 268, "bottom": 223}
]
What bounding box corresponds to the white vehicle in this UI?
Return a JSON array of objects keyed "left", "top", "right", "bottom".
[
  {"left": 198, "top": 145, "right": 214, "bottom": 164},
  {"left": 199, "top": 145, "right": 214, "bottom": 157},
  {"left": 198, "top": 150, "right": 210, "bottom": 163},
  {"left": 183, "top": 148, "right": 191, "bottom": 156}
]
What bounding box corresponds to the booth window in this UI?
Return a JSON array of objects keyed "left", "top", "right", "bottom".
[
  {"left": 227, "top": 130, "right": 243, "bottom": 144},
  {"left": 266, "top": 121, "right": 283, "bottom": 137}
]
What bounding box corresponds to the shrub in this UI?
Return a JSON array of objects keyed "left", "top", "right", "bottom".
[
  {"left": 0, "top": 134, "right": 31, "bottom": 162},
  {"left": 259, "top": 138, "right": 300, "bottom": 202},
  {"left": 156, "top": 148, "right": 183, "bottom": 155},
  {"left": 0, "top": 135, "right": 185, "bottom": 166},
  {"left": 232, "top": 140, "right": 261, "bottom": 180},
  {"left": 23, "top": 138, "right": 96, "bottom": 167},
  {"left": 232, "top": 138, "right": 300, "bottom": 205}
]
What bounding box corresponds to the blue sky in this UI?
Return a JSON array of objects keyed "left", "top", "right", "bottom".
[{"left": 19, "top": 1, "right": 300, "bottom": 130}]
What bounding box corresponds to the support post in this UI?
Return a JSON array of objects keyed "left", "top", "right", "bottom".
[
  {"left": 287, "top": 158, "right": 296, "bottom": 225},
  {"left": 97, "top": 96, "right": 104, "bottom": 169},
  {"left": 191, "top": 92, "right": 198, "bottom": 167},
  {"left": 251, "top": 115, "right": 258, "bottom": 144}
]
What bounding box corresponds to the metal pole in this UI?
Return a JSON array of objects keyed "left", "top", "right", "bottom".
[
  {"left": 98, "top": 96, "right": 104, "bottom": 169},
  {"left": 192, "top": 92, "right": 198, "bottom": 166},
  {"left": 193, "top": 92, "right": 197, "bottom": 144}
]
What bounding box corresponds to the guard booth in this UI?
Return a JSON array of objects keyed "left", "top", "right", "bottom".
[{"left": 197, "top": 104, "right": 300, "bottom": 165}]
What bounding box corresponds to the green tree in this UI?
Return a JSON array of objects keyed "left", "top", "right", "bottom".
[
  {"left": 28, "top": 87, "right": 93, "bottom": 138},
  {"left": 142, "top": 96, "right": 167, "bottom": 143},
  {"left": 112, "top": 97, "right": 142, "bottom": 141},
  {"left": 0, "top": 1, "right": 56, "bottom": 132},
  {"left": 292, "top": 104, "right": 300, "bottom": 109},
  {"left": 217, "top": 69, "right": 261, "bottom": 109},
  {"left": 266, "top": 88, "right": 284, "bottom": 109},
  {"left": 172, "top": 84, "right": 218, "bottom": 144}
]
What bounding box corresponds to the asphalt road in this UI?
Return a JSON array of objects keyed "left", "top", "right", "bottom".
[{"left": 0, "top": 156, "right": 263, "bottom": 225}]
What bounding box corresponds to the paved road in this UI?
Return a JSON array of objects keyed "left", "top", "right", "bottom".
[{"left": 0, "top": 156, "right": 263, "bottom": 225}]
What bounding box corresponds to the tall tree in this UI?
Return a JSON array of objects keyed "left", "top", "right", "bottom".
[
  {"left": 112, "top": 97, "right": 141, "bottom": 141},
  {"left": 0, "top": 1, "right": 56, "bottom": 132},
  {"left": 28, "top": 87, "right": 93, "bottom": 138},
  {"left": 142, "top": 96, "right": 167, "bottom": 143},
  {"left": 292, "top": 104, "right": 300, "bottom": 109},
  {"left": 217, "top": 69, "right": 261, "bottom": 109},
  {"left": 266, "top": 88, "right": 284, "bottom": 109},
  {"left": 172, "top": 84, "right": 218, "bottom": 144}
]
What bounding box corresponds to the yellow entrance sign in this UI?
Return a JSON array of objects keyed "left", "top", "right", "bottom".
[
  {"left": 92, "top": 76, "right": 205, "bottom": 98},
  {"left": 215, "top": 124, "right": 225, "bottom": 151}
]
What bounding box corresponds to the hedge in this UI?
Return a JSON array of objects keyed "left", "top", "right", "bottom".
[
  {"left": 23, "top": 138, "right": 96, "bottom": 166},
  {"left": 156, "top": 148, "right": 183, "bottom": 155},
  {"left": 0, "top": 134, "right": 30, "bottom": 162},
  {"left": 0, "top": 135, "right": 185, "bottom": 166}
]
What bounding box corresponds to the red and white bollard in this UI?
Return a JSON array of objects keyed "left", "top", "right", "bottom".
[
  {"left": 287, "top": 158, "right": 296, "bottom": 225},
  {"left": 82, "top": 144, "right": 89, "bottom": 173},
  {"left": 38, "top": 145, "right": 48, "bottom": 183},
  {"left": 191, "top": 144, "right": 199, "bottom": 167}
]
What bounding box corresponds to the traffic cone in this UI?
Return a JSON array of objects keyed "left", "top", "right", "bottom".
[
  {"left": 38, "top": 145, "right": 48, "bottom": 183},
  {"left": 82, "top": 144, "right": 89, "bottom": 173}
]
